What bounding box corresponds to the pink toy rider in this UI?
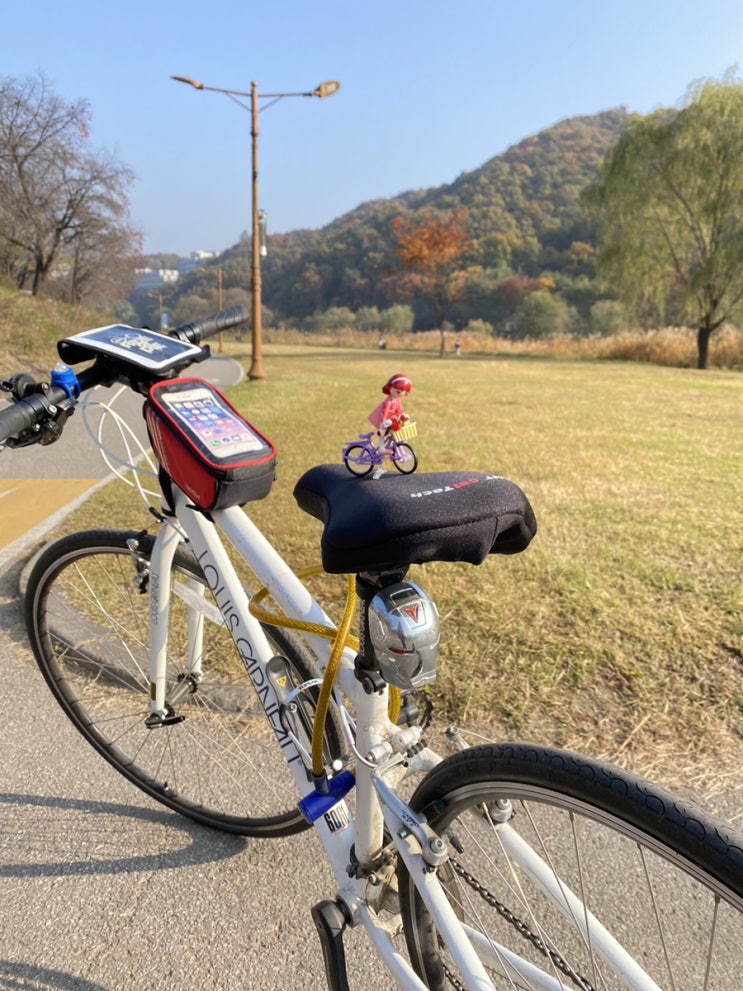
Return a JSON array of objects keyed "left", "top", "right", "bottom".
[{"left": 368, "top": 373, "right": 412, "bottom": 452}]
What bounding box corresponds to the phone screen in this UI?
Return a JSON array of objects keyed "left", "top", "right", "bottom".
[{"left": 161, "top": 387, "right": 268, "bottom": 460}]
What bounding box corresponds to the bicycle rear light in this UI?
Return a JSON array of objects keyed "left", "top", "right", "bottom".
[{"left": 368, "top": 581, "right": 439, "bottom": 689}]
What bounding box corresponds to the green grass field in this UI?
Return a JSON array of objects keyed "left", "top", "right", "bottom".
[{"left": 52, "top": 342, "right": 743, "bottom": 793}]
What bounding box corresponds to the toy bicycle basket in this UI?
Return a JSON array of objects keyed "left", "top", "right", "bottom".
[{"left": 392, "top": 421, "right": 417, "bottom": 442}]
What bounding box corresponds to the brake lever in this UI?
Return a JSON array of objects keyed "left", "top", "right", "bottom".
[
  {"left": 1, "top": 373, "right": 53, "bottom": 401},
  {"left": 3, "top": 392, "right": 76, "bottom": 448}
]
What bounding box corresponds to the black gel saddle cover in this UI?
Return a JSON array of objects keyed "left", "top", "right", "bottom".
[{"left": 293, "top": 464, "right": 537, "bottom": 575}]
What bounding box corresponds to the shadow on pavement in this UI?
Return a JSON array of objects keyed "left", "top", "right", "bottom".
[{"left": 0, "top": 791, "right": 246, "bottom": 879}]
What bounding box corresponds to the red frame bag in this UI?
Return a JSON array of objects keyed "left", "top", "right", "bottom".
[{"left": 144, "top": 377, "right": 276, "bottom": 511}]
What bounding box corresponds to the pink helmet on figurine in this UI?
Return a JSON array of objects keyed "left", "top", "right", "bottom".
[{"left": 382, "top": 374, "right": 412, "bottom": 395}]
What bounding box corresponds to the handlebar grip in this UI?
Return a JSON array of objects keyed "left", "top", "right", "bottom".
[
  {"left": 169, "top": 304, "right": 249, "bottom": 345},
  {"left": 0, "top": 364, "right": 116, "bottom": 447},
  {"left": 0, "top": 386, "right": 68, "bottom": 445}
]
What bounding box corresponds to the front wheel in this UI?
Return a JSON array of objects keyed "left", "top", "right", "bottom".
[
  {"left": 398, "top": 743, "right": 743, "bottom": 991},
  {"left": 24, "top": 529, "right": 344, "bottom": 837},
  {"left": 392, "top": 442, "right": 417, "bottom": 474}
]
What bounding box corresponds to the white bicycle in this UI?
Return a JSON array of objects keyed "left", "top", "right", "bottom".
[{"left": 2, "top": 305, "right": 741, "bottom": 991}]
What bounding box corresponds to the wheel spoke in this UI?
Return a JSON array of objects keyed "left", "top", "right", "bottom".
[
  {"left": 399, "top": 744, "right": 743, "bottom": 991},
  {"left": 25, "top": 530, "right": 344, "bottom": 836}
]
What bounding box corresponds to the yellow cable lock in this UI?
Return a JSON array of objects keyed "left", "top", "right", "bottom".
[{"left": 247, "top": 566, "right": 402, "bottom": 775}]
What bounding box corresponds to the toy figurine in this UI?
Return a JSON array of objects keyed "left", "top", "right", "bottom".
[
  {"left": 368, "top": 373, "right": 412, "bottom": 452},
  {"left": 342, "top": 373, "right": 418, "bottom": 476}
]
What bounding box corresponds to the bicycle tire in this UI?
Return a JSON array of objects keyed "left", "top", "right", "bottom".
[
  {"left": 398, "top": 742, "right": 743, "bottom": 991},
  {"left": 392, "top": 442, "right": 417, "bottom": 474},
  {"left": 343, "top": 443, "right": 374, "bottom": 476},
  {"left": 24, "top": 528, "right": 345, "bottom": 837}
]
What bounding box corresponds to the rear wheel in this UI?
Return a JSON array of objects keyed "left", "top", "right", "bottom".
[
  {"left": 399, "top": 743, "right": 743, "bottom": 991},
  {"left": 24, "top": 528, "right": 344, "bottom": 836},
  {"left": 343, "top": 443, "right": 374, "bottom": 476}
]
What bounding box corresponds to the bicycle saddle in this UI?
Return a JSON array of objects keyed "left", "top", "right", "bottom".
[{"left": 293, "top": 464, "right": 537, "bottom": 575}]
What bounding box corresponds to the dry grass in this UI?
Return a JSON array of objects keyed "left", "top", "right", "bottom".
[
  {"left": 0, "top": 283, "right": 106, "bottom": 374},
  {"left": 3, "top": 288, "right": 741, "bottom": 801},
  {"left": 57, "top": 342, "right": 743, "bottom": 801},
  {"left": 263, "top": 323, "right": 743, "bottom": 371}
]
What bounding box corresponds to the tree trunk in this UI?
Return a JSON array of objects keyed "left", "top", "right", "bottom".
[
  {"left": 31, "top": 260, "right": 44, "bottom": 296},
  {"left": 697, "top": 325, "right": 711, "bottom": 370}
]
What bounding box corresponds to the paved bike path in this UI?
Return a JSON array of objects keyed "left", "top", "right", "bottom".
[
  {"left": 0, "top": 555, "right": 383, "bottom": 991},
  {"left": 0, "top": 353, "right": 389, "bottom": 990},
  {"left": 0, "top": 355, "right": 242, "bottom": 558}
]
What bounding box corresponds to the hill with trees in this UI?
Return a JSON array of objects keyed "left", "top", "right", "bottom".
[
  {"left": 258, "top": 108, "right": 630, "bottom": 329},
  {"left": 135, "top": 109, "right": 629, "bottom": 334}
]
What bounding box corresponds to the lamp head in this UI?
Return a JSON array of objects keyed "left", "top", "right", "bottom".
[
  {"left": 171, "top": 75, "right": 204, "bottom": 90},
  {"left": 314, "top": 80, "right": 341, "bottom": 99}
]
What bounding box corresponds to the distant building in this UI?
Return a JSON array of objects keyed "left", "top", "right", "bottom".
[
  {"left": 177, "top": 250, "right": 221, "bottom": 276},
  {"left": 134, "top": 251, "right": 222, "bottom": 291},
  {"left": 134, "top": 268, "right": 179, "bottom": 291}
]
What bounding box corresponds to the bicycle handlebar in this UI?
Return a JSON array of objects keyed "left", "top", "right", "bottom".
[
  {"left": 0, "top": 389, "right": 59, "bottom": 443},
  {"left": 169, "top": 303, "right": 248, "bottom": 345},
  {"left": 0, "top": 364, "right": 108, "bottom": 447},
  {"left": 0, "top": 304, "right": 250, "bottom": 448}
]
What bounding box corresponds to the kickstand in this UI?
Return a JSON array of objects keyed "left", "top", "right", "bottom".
[{"left": 311, "top": 899, "right": 352, "bottom": 991}]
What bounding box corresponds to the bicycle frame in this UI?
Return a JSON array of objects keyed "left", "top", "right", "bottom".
[
  {"left": 343, "top": 431, "right": 413, "bottom": 469},
  {"left": 148, "top": 486, "right": 479, "bottom": 988},
  {"left": 144, "top": 484, "right": 666, "bottom": 991}
]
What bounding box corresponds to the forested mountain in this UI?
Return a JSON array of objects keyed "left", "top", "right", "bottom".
[
  {"left": 141, "top": 109, "right": 630, "bottom": 332},
  {"left": 259, "top": 109, "right": 628, "bottom": 322}
]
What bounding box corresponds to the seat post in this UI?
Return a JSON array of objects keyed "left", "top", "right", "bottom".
[
  {"left": 354, "top": 570, "right": 407, "bottom": 695},
  {"left": 352, "top": 570, "right": 407, "bottom": 871}
]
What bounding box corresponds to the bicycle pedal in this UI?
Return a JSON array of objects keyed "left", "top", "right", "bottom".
[{"left": 311, "top": 899, "right": 351, "bottom": 991}]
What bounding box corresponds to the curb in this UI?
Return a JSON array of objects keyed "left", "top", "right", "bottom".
[{"left": 7, "top": 472, "right": 115, "bottom": 573}]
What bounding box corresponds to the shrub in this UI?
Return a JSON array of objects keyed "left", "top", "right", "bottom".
[
  {"left": 463, "top": 318, "right": 494, "bottom": 336},
  {"left": 516, "top": 292, "right": 579, "bottom": 339},
  {"left": 590, "top": 299, "right": 627, "bottom": 337}
]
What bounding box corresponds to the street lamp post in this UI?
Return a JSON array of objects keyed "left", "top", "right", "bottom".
[
  {"left": 172, "top": 75, "right": 341, "bottom": 380},
  {"left": 193, "top": 266, "right": 224, "bottom": 349}
]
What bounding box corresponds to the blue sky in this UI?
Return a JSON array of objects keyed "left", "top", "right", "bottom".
[{"left": 5, "top": 0, "right": 742, "bottom": 256}]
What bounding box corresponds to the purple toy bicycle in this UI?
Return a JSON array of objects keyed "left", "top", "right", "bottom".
[{"left": 342, "top": 425, "right": 418, "bottom": 476}]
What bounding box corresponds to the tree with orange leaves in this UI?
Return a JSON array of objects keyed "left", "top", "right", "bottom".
[{"left": 392, "top": 208, "right": 471, "bottom": 356}]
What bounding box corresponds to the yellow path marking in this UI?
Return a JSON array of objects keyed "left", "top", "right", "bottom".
[{"left": 0, "top": 478, "right": 98, "bottom": 550}]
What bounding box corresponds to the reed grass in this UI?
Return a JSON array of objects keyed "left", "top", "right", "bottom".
[{"left": 262, "top": 323, "right": 743, "bottom": 371}]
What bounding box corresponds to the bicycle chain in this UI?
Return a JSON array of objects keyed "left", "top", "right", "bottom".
[{"left": 443, "top": 857, "right": 597, "bottom": 991}]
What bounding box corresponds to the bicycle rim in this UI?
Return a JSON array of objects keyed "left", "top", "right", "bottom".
[
  {"left": 24, "top": 529, "right": 344, "bottom": 836},
  {"left": 398, "top": 743, "right": 743, "bottom": 991},
  {"left": 343, "top": 443, "right": 374, "bottom": 476},
  {"left": 393, "top": 442, "right": 418, "bottom": 474}
]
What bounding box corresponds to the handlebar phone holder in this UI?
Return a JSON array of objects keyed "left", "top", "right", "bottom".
[{"left": 58, "top": 324, "right": 207, "bottom": 381}]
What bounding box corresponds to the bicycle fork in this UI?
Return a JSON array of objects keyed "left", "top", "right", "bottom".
[{"left": 139, "top": 523, "right": 183, "bottom": 725}]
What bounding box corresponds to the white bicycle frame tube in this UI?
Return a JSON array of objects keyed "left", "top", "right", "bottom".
[
  {"left": 495, "top": 823, "right": 664, "bottom": 991},
  {"left": 144, "top": 485, "right": 657, "bottom": 991},
  {"left": 142, "top": 490, "right": 498, "bottom": 990},
  {"left": 147, "top": 521, "right": 183, "bottom": 715}
]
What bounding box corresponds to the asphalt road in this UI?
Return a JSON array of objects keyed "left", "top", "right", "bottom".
[
  {"left": 0, "top": 353, "right": 385, "bottom": 990},
  {"left": 0, "top": 559, "right": 385, "bottom": 991}
]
